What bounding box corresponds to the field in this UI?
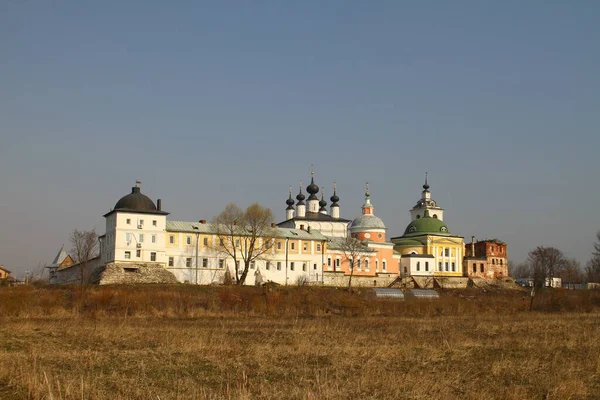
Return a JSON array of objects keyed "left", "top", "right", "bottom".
[{"left": 0, "top": 285, "right": 599, "bottom": 399}]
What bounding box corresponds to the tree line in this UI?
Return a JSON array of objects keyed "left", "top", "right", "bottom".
[{"left": 510, "top": 231, "right": 600, "bottom": 286}]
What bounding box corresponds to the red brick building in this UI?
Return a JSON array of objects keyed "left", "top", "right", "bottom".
[{"left": 463, "top": 238, "right": 508, "bottom": 279}]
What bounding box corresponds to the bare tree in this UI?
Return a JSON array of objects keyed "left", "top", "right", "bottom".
[
  {"left": 527, "top": 246, "right": 565, "bottom": 289},
  {"left": 211, "top": 203, "right": 275, "bottom": 285},
  {"left": 509, "top": 261, "right": 531, "bottom": 279},
  {"left": 339, "top": 237, "right": 371, "bottom": 290},
  {"left": 70, "top": 229, "right": 99, "bottom": 286},
  {"left": 559, "top": 258, "right": 584, "bottom": 284},
  {"left": 585, "top": 231, "right": 600, "bottom": 283}
]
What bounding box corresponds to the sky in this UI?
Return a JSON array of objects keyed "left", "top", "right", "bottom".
[{"left": 1, "top": 1, "right": 599, "bottom": 278}]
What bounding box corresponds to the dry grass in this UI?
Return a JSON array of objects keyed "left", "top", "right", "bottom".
[{"left": 0, "top": 285, "right": 599, "bottom": 399}]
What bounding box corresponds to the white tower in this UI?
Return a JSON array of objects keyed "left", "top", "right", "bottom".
[
  {"left": 330, "top": 182, "right": 340, "bottom": 219},
  {"left": 296, "top": 182, "right": 306, "bottom": 218},
  {"left": 285, "top": 186, "right": 295, "bottom": 220},
  {"left": 306, "top": 167, "right": 320, "bottom": 213},
  {"left": 410, "top": 172, "right": 445, "bottom": 221}
]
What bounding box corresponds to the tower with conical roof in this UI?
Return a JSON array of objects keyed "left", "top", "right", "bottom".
[
  {"left": 318, "top": 187, "right": 328, "bottom": 215},
  {"left": 306, "top": 167, "right": 320, "bottom": 213},
  {"left": 349, "top": 183, "right": 387, "bottom": 242},
  {"left": 330, "top": 182, "right": 340, "bottom": 219},
  {"left": 410, "top": 172, "right": 445, "bottom": 221},
  {"left": 296, "top": 182, "right": 306, "bottom": 218}
]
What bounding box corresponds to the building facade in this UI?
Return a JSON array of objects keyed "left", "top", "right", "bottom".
[{"left": 463, "top": 238, "right": 509, "bottom": 279}]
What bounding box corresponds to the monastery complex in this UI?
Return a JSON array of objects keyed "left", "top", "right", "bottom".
[{"left": 48, "top": 173, "right": 509, "bottom": 288}]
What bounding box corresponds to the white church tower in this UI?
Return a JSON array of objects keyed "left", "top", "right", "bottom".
[{"left": 410, "top": 172, "right": 445, "bottom": 221}]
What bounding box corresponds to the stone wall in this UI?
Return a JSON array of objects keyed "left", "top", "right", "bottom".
[
  {"left": 97, "top": 263, "right": 179, "bottom": 285},
  {"left": 322, "top": 272, "right": 397, "bottom": 288}
]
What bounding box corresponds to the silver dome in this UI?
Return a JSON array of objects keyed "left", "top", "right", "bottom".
[{"left": 349, "top": 214, "right": 387, "bottom": 232}]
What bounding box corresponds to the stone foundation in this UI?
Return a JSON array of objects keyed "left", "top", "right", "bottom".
[
  {"left": 321, "top": 272, "right": 397, "bottom": 288},
  {"left": 97, "top": 263, "right": 179, "bottom": 285}
]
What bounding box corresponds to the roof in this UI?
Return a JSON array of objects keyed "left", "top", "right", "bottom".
[
  {"left": 52, "top": 246, "right": 69, "bottom": 265},
  {"left": 349, "top": 214, "right": 386, "bottom": 231},
  {"left": 392, "top": 238, "right": 424, "bottom": 247},
  {"left": 409, "top": 289, "right": 439, "bottom": 299},
  {"left": 277, "top": 212, "right": 351, "bottom": 224},
  {"left": 325, "top": 236, "right": 375, "bottom": 252},
  {"left": 401, "top": 211, "right": 450, "bottom": 237},
  {"left": 401, "top": 253, "right": 435, "bottom": 258},
  {"left": 372, "top": 288, "right": 404, "bottom": 299},
  {"left": 166, "top": 220, "right": 328, "bottom": 241},
  {"left": 0, "top": 265, "right": 11, "bottom": 273},
  {"left": 104, "top": 186, "right": 169, "bottom": 217}
]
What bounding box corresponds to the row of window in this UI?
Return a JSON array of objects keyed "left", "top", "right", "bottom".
[
  {"left": 124, "top": 251, "right": 157, "bottom": 261},
  {"left": 125, "top": 232, "right": 157, "bottom": 244},
  {"left": 326, "top": 258, "right": 388, "bottom": 272},
  {"left": 125, "top": 218, "right": 158, "bottom": 227},
  {"left": 170, "top": 235, "right": 322, "bottom": 253},
  {"left": 166, "top": 258, "right": 318, "bottom": 272}
]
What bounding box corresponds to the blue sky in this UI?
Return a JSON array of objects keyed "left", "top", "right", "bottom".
[{"left": 1, "top": 1, "right": 599, "bottom": 277}]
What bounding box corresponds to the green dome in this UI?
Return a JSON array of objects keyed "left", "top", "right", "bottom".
[{"left": 403, "top": 210, "right": 450, "bottom": 237}]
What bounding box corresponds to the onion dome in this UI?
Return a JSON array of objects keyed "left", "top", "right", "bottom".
[
  {"left": 403, "top": 210, "right": 450, "bottom": 237},
  {"left": 422, "top": 172, "right": 430, "bottom": 191},
  {"left": 319, "top": 188, "right": 327, "bottom": 211},
  {"left": 296, "top": 182, "right": 305, "bottom": 205},
  {"left": 306, "top": 170, "right": 319, "bottom": 200},
  {"left": 286, "top": 186, "right": 295, "bottom": 210},
  {"left": 330, "top": 182, "right": 340, "bottom": 206},
  {"left": 114, "top": 186, "right": 157, "bottom": 212}
]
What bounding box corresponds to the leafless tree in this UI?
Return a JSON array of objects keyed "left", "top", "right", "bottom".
[
  {"left": 582, "top": 231, "right": 600, "bottom": 283},
  {"left": 527, "top": 246, "right": 565, "bottom": 288},
  {"left": 211, "top": 203, "right": 275, "bottom": 285},
  {"left": 509, "top": 261, "right": 531, "bottom": 279},
  {"left": 559, "top": 258, "right": 584, "bottom": 284},
  {"left": 339, "top": 236, "right": 371, "bottom": 290},
  {"left": 70, "top": 229, "right": 99, "bottom": 286}
]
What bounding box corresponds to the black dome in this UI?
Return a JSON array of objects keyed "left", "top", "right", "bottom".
[
  {"left": 306, "top": 177, "right": 319, "bottom": 195},
  {"left": 114, "top": 187, "right": 157, "bottom": 212},
  {"left": 286, "top": 197, "right": 295, "bottom": 206}
]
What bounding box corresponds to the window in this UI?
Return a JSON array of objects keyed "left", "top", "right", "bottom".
[
  {"left": 291, "top": 242, "right": 295, "bottom": 250},
  {"left": 235, "top": 239, "right": 240, "bottom": 247},
  {"left": 277, "top": 242, "right": 282, "bottom": 250},
  {"left": 277, "top": 262, "right": 282, "bottom": 271},
  {"left": 327, "top": 258, "right": 331, "bottom": 266},
  {"left": 139, "top": 219, "right": 144, "bottom": 226},
  {"left": 219, "top": 259, "right": 225, "bottom": 269},
  {"left": 473, "top": 264, "right": 477, "bottom": 273},
  {"left": 452, "top": 262, "right": 455, "bottom": 271},
  {"left": 404, "top": 267, "right": 407, "bottom": 273},
  {"left": 438, "top": 262, "right": 442, "bottom": 271},
  {"left": 203, "top": 237, "right": 208, "bottom": 246},
  {"left": 139, "top": 234, "right": 144, "bottom": 243},
  {"left": 186, "top": 236, "right": 191, "bottom": 245},
  {"left": 316, "top": 244, "right": 321, "bottom": 252},
  {"left": 336, "top": 258, "right": 340, "bottom": 269},
  {"left": 168, "top": 257, "right": 174, "bottom": 267},
  {"left": 125, "top": 251, "right": 131, "bottom": 259},
  {"left": 303, "top": 243, "right": 308, "bottom": 251},
  {"left": 445, "top": 262, "right": 449, "bottom": 271},
  {"left": 425, "top": 262, "right": 429, "bottom": 272},
  {"left": 444, "top": 248, "right": 450, "bottom": 257},
  {"left": 313, "top": 263, "right": 317, "bottom": 270},
  {"left": 126, "top": 233, "right": 131, "bottom": 243},
  {"left": 382, "top": 260, "right": 387, "bottom": 271},
  {"left": 152, "top": 220, "right": 157, "bottom": 227},
  {"left": 365, "top": 260, "right": 369, "bottom": 271},
  {"left": 302, "top": 263, "right": 306, "bottom": 272},
  {"left": 151, "top": 252, "right": 156, "bottom": 261},
  {"left": 202, "top": 258, "right": 208, "bottom": 268},
  {"left": 136, "top": 250, "right": 141, "bottom": 258},
  {"left": 152, "top": 235, "right": 156, "bottom": 244},
  {"left": 250, "top": 261, "right": 255, "bottom": 269},
  {"left": 290, "top": 262, "right": 295, "bottom": 271},
  {"left": 219, "top": 238, "right": 224, "bottom": 246},
  {"left": 266, "top": 262, "right": 270, "bottom": 270},
  {"left": 480, "top": 263, "right": 484, "bottom": 273},
  {"left": 492, "top": 259, "right": 496, "bottom": 265},
  {"left": 126, "top": 218, "right": 131, "bottom": 225},
  {"left": 416, "top": 262, "right": 420, "bottom": 271},
  {"left": 169, "top": 235, "right": 174, "bottom": 244},
  {"left": 357, "top": 259, "right": 361, "bottom": 271},
  {"left": 186, "top": 258, "right": 192, "bottom": 268},
  {"left": 376, "top": 260, "right": 379, "bottom": 271},
  {"left": 500, "top": 259, "right": 503, "bottom": 265}
]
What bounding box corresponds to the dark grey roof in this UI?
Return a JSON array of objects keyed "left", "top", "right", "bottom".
[
  {"left": 278, "top": 212, "right": 350, "bottom": 225},
  {"left": 104, "top": 186, "right": 169, "bottom": 217}
]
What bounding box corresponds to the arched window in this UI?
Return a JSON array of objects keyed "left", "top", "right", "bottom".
[
  {"left": 433, "top": 214, "right": 438, "bottom": 219},
  {"left": 382, "top": 260, "right": 387, "bottom": 271},
  {"left": 500, "top": 259, "right": 503, "bottom": 265},
  {"left": 357, "top": 259, "right": 361, "bottom": 271},
  {"left": 492, "top": 259, "right": 495, "bottom": 265},
  {"left": 416, "top": 215, "right": 421, "bottom": 219},
  {"left": 365, "top": 259, "right": 369, "bottom": 271}
]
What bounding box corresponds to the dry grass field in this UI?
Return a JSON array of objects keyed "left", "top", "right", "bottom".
[{"left": 0, "top": 285, "right": 599, "bottom": 399}]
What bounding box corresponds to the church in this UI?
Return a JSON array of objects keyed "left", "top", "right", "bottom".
[{"left": 50, "top": 171, "right": 503, "bottom": 287}]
